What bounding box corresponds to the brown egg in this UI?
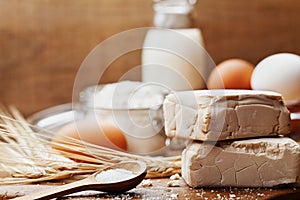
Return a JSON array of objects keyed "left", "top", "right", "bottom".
[
  {"left": 207, "top": 58, "right": 255, "bottom": 89},
  {"left": 52, "top": 117, "right": 127, "bottom": 151}
]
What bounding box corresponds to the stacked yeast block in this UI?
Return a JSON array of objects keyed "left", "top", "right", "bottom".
[
  {"left": 163, "top": 90, "right": 300, "bottom": 187},
  {"left": 163, "top": 90, "right": 290, "bottom": 141},
  {"left": 181, "top": 138, "right": 299, "bottom": 187}
]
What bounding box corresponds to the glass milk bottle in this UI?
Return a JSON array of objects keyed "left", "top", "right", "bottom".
[{"left": 142, "top": 0, "right": 207, "bottom": 91}]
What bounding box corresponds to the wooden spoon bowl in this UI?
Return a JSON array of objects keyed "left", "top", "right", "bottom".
[{"left": 14, "top": 161, "right": 147, "bottom": 200}]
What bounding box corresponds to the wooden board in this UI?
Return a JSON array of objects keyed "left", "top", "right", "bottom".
[{"left": 0, "top": 179, "right": 299, "bottom": 200}]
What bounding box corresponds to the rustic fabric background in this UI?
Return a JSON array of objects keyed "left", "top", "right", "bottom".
[{"left": 0, "top": 0, "right": 299, "bottom": 115}]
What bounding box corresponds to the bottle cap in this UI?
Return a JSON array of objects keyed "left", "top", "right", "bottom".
[
  {"left": 154, "top": 0, "right": 196, "bottom": 14},
  {"left": 153, "top": 0, "right": 197, "bottom": 28}
]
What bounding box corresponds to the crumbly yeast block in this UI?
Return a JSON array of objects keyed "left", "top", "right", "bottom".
[
  {"left": 163, "top": 90, "right": 290, "bottom": 141},
  {"left": 182, "top": 137, "right": 300, "bottom": 187}
]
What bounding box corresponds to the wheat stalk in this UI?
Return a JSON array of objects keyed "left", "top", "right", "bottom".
[{"left": 0, "top": 106, "right": 181, "bottom": 185}]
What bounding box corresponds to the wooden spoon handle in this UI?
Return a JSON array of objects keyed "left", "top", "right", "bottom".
[{"left": 13, "top": 179, "right": 96, "bottom": 200}]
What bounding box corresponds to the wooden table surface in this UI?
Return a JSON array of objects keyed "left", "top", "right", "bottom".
[{"left": 0, "top": 178, "right": 299, "bottom": 200}]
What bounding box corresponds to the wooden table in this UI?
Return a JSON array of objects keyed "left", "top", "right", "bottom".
[{"left": 1, "top": 178, "right": 299, "bottom": 200}]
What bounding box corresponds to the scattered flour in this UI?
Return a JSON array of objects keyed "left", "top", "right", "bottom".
[
  {"left": 141, "top": 179, "right": 153, "bottom": 187},
  {"left": 170, "top": 173, "right": 181, "bottom": 180},
  {"left": 167, "top": 180, "right": 181, "bottom": 187},
  {"left": 170, "top": 193, "right": 179, "bottom": 199}
]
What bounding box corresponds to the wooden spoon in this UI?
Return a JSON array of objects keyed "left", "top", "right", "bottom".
[{"left": 14, "top": 161, "right": 147, "bottom": 200}]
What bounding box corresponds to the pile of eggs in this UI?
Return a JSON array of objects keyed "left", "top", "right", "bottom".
[
  {"left": 207, "top": 53, "right": 300, "bottom": 137},
  {"left": 207, "top": 53, "right": 300, "bottom": 103}
]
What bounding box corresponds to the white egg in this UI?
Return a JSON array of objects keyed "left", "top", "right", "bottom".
[{"left": 251, "top": 53, "right": 300, "bottom": 103}]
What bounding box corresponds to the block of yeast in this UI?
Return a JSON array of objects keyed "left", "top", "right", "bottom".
[
  {"left": 163, "top": 90, "right": 291, "bottom": 141},
  {"left": 182, "top": 137, "right": 300, "bottom": 187}
]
